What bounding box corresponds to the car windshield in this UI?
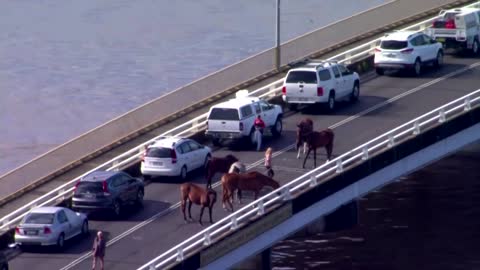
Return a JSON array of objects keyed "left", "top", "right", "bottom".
[
  {"left": 76, "top": 182, "right": 103, "bottom": 193},
  {"left": 380, "top": 40, "right": 408, "bottom": 50},
  {"left": 208, "top": 108, "right": 239, "bottom": 121},
  {"left": 286, "top": 71, "right": 317, "bottom": 84},
  {"left": 146, "top": 147, "right": 171, "bottom": 158},
  {"left": 24, "top": 213, "right": 55, "bottom": 224}
]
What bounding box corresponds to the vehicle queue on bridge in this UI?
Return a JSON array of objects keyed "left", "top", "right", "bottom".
[{"left": 7, "top": 5, "right": 480, "bottom": 270}]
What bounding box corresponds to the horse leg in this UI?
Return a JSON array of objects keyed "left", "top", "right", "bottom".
[
  {"left": 209, "top": 206, "right": 214, "bottom": 224},
  {"left": 303, "top": 148, "right": 312, "bottom": 169},
  {"left": 303, "top": 141, "right": 308, "bottom": 154},
  {"left": 297, "top": 146, "right": 301, "bottom": 159},
  {"left": 237, "top": 189, "right": 242, "bottom": 204},
  {"left": 199, "top": 206, "right": 205, "bottom": 226},
  {"left": 187, "top": 200, "right": 193, "bottom": 221},
  {"left": 326, "top": 142, "right": 333, "bottom": 161},
  {"left": 313, "top": 147, "right": 317, "bottom": 168},
  {"left": 181, "top": 199, "right": 187, "bottom": 223}
]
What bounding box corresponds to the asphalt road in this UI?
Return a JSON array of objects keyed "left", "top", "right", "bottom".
[{"left": 9, "top": 54, "right": 480, "bottom": 270}]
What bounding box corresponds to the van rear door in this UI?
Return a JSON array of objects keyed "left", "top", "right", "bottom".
[
  {"left": 284, "top": 70, "right": 318, "bottom": 103},
  {"left": 207, "top": 108, "right": 240, "bottom": 132}
]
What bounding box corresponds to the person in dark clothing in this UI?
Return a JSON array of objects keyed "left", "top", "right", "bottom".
[{"left": 92, "top": 231, "right": 106, "bottom": 270}]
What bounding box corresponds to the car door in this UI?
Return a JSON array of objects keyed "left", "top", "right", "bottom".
[
  {"left": 64, "top": 208, "right": 82, "bottom": 235},
  {"left": 111, "top": 176, "right": 129, "bottom": 204},
  {"left": 187, "top": 140, "right": 203, "bottom": 169},
  {"left": 259, "top": 101, "right": 275, "bottom": 127},
  {"left": 120, "top": 173, "right": 137, "bottom": 201},
  {"left": 57, "top": 210, "right": 73, "bottom": 239},
  {"left": 179, "top": 142, "right": 193, "bottom": 171},
  {"left": 411, "top": 35, "right": 429, "bottom": 61},
  {"left": 337, "top": 64, "right": 354, "bottom": 98},
  {"left": 421, "top": 34, "right": 437, "bottom": 60},
  {"left": 331, "top": 65, "right": 345, "bottom": 95}
]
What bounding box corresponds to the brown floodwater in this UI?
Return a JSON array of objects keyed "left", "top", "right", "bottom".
[{"left": 272, "top": 142, "right": 480, "bottom": 270}]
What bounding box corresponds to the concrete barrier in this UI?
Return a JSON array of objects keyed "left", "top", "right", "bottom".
[{"left": 0, "top": 0, "right": 476, "bottom": 212}]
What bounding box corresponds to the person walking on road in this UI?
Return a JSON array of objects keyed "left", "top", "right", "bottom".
[
  {"left": 254, "top": 115, "right": 266, "bottom": 151},
  {"left": 92, "top": 231, "right": 106, "bottom": 270},
  {"left": 265, "top": 147, "right": 274, "bottom": 178}
]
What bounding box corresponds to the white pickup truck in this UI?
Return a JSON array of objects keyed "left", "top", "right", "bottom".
[
  {"left": 205, "top": 91, "right": 283, "bottom": 146},
  {"left": 426, "top": 7, "right": 480, "bottom": 54}
]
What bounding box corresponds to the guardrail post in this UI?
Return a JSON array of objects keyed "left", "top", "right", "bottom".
[
  {"left": 388, "top": 134, "right": 395, "bottom": 147},
  {"left": 309, "top": 174, "right": 317, "bottom": 187},
  {"left": 282, "top": 187, "right": 292, "bottom": 201},
  {"left": 269, "top": 84, "right": 278, "bottom": 98},
  {"left": 192, "top": 118, "right": 199, "bottom": 132},
  {"left": 336, "top": 159, "right": 343, "bottom": 173},
  {"left": 464, "top": 96, "right": 471, "bottom": 111},
  {"left": 58, "top": 189, "right": 65, "bottom": 202},
  {"left": 413, "top": 121, "right": 420, "bottom": 135},
  {"left": 203, "top": 230, "right": 212, "bottom": 246},
  {"left": 176, "top": 247, "right": 184, "bottom": 262},
  {"left": 30, "top": 204, "right": 37, "bottom": 210},
  {"left": 362, "top": 146, "right": 369, "bottom": 160},
  {"left": 438, "top": 109, "right": 446, "bottom": 123},
  {"left": 370, "top": 42, "right": 377, "bottom": 53},
  {"left": 149, "top": 264, "right": 156, "bottom": 270},
  {"left": 344, "top": 52, "right": 352, "bottom": 64},
  {"left": 230, "top": 215, "right": 238, "bottom": 230},
  {"left": 2, "top": 219, "right": 9, "bottom": 227},
  {"left": 257, "top": 199, "right": 265, "bottom": 215},
  {"left": 112, "top": 160, "right": 119, "bottom": 171}
]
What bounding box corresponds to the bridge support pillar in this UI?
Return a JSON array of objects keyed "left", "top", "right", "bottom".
[{"left": 231, "top": 248, "right": 272, "bottom": 270}]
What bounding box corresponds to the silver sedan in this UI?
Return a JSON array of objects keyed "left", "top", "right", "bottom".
[{"left": 14, "top": 206, "right": 88, "bottom": 250}]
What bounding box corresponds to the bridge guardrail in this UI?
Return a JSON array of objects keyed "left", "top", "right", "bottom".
[
  {"left": 1, "top": 0, "right": 479, "bottom": 237},
  {"left": 138, "top": 88, "right": 480, "bottom": 270}
]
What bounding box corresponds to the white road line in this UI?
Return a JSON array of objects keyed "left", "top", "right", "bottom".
[{"left": 58, "top": 61, "right": 480, "bottom": 270}]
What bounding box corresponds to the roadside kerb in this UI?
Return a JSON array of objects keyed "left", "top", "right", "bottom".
[
  {"left": 1, "top": 0, "right": 476, "bottom": 210},
  {"left": 138, "top": 89, "right": 480, "bottom": 270}
]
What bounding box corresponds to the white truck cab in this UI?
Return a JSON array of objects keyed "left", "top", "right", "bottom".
[
  {"left": 205, "top": 90, "right": 283, "bottom": 146},
  {"left": 426, "top": 7, "right": 480, "bottom": 54}
]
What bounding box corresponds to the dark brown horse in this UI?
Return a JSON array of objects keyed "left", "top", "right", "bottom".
[
  {"left": 205, "top": 154, "right": 238, "bottom": 189},
  {"left": 221, "top": 171, "right": 280, "bottom": 212},
  {"left": 302, "top": 128, "right": 335, "bottom": 168},
  {"left": 296, "top": 118, "right": 314, "bottom": 159},
  {"left": 180, "top": 183, "right": 217, "bottom": 225}
]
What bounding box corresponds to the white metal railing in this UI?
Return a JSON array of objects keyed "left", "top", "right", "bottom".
[
  {"left": 138, "top": 88, "right": 480, "bottom": 270},
  {"left": 1, "top": 0, "right": 479, "bottom": 233}
]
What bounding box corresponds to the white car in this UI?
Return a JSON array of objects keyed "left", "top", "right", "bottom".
[
  {"left": 282, "top": 61, "right": 360, "bottom": 111},
  {"left": 140, "top": 137, "right": 212, "bottom": 180},
  {"left": 14, "top": 206, "right": 89, "bottom": 250},
  {"left": 374, "top": 31, "right": 444, "bottom": 76}
]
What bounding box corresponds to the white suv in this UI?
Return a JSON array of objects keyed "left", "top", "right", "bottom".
[
  {"left": 205, "top": 91, "right": 283, "bottom": 146},
  {"left": 374, "top": 31, "right": 444, "bottom": 76},
  {"left": 140, "top": 137, "right": 212, "bottom": 180},
  {"left": 281, "top": 61, "right": 360, "bottom": 111}
]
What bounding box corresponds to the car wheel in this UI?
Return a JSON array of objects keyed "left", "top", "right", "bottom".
[
  {"left": 412, "top": 58, "right": 421, "bottom": 76},
  {"left": 326, "top": 92, "right": 335, "bottom": 112},
  {"left": 113, "top": 200, "right": 122, "bottom": 217},
  {"left": 349, "top": 83, "right": 360, "bottom": 103},
  {"left": 135, "top": 189, "right": 144, "bottom": 206},
  {"left": 57, "top": 233, "right": 65, "bottom": 250},
  {"left": 212, "top": 138, "right": 222, "bottom": 147},
  {"left": 81, "top": 221, "right": 89, "bottom": 237},
  {"left": 434, "top": 51, "right": 443, "bottom": 68},
  {"left": 287, "top": 103, "right": 298, "bottom": 111},
  {"left": 179, "top": 166, "right": 187, "bottom": 181},
  {"left": 375, "top": 68, "right": 384, "bottom": 75},
  {"left": 143, "top": 174, "right": 151, "bottom": 181},
  {"left": 472, "top": 39, "right": 479, "bottom": 55},
  {"left": 271, "top": 117, "right": 283, "bottom": 137}
]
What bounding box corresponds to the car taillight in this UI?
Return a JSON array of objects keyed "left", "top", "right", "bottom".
[
  {"left": 15, "top": 227, "right": 21, "bottom": 235},
  {"left": 239, "top": 122, "right": 244, "bottom": 131},
  {"left": 400, "top": 48, "right": 414, "bottom": 54},
  {"left": 43, "top": 227, "right": 52, "bottom": 234},
  {"left": 445, "top": 19, "right": 456, "bottom": 29},
  {"left": 171, "top": 149, "right": 177, "bottom": 164},
  {"left": 374, "top": 47, "right": 382, "bottom": 52},
  {"left": 282, "top": 86, "right": 286, "bottom": 94},
  {"left": 317, "top": 87, "right": 323, "bottom": 96},
  {"left": 102, "top": 181, "right": 111, "bottom": 195}
]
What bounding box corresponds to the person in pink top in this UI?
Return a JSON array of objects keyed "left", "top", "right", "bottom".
[
  {"left": 254, "top": 115, "right": 266, "bottom": 151},
  {"left": 264, "top": 147, "right": 274, "bottom": 178}
]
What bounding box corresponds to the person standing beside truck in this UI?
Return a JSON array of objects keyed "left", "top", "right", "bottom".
[{"left": 253, "top": 115, "right": 266, "bottom": 151}]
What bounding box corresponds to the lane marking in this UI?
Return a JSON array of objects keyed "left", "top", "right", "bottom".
[{"left": 59, "top": 61, "right": 480, "bottom": 270}]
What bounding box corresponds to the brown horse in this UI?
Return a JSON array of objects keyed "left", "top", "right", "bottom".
[
  {"left": 221, "top": 171, "right": 280, "bottom": 212},
  {"left": 180, "top": 183, "right": 217, "bottom": 225},
  {"left": 205, "top": 154, "right": 238, "bottom": 189},
  {"left": 302, "top": 128, "right": 335, "bottom": 169},
  {"left": 296, "top": 118, "right": 314, "bottom": 159}
]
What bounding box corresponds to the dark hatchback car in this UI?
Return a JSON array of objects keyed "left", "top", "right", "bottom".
[{"left": 71, "top": 171, "right": 144, "bottom": 217}]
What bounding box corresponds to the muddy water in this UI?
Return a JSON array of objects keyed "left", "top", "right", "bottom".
[{"left": 272, "top": 143, "right": 480, "bottom": 270}]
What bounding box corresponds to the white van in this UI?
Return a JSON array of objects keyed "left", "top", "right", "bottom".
[{"left": 426, "top": 7, "right": 480, "bottom": 54}]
